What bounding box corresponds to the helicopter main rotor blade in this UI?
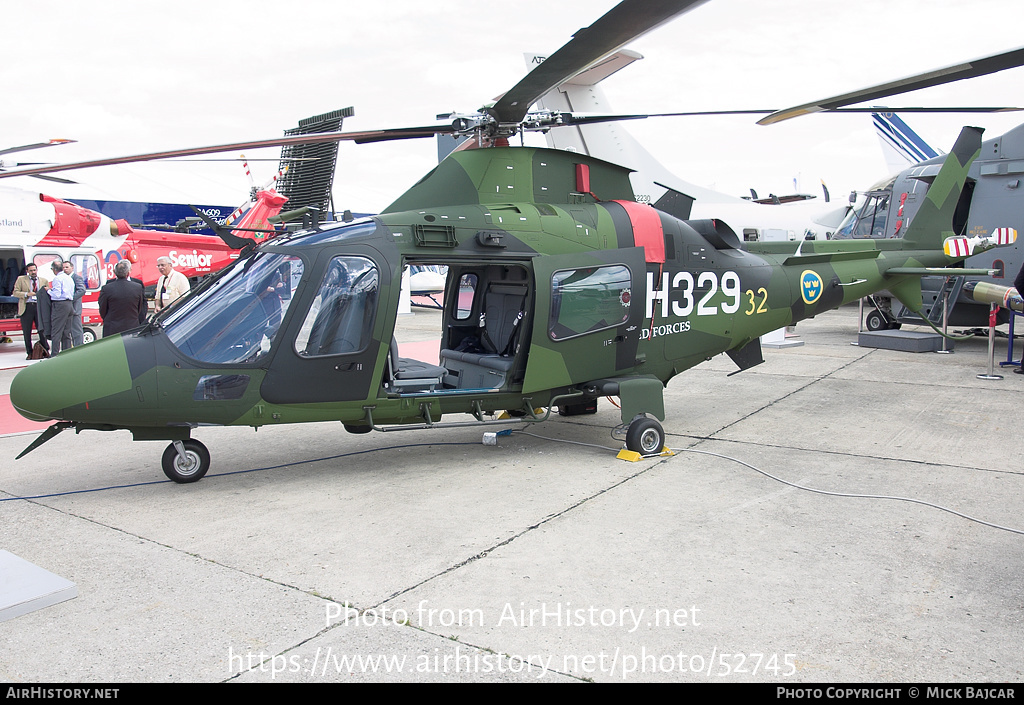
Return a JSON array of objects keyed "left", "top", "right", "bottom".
[
  {"left": 0, "top": 128, "right": 449, "bottom": 181},
  {"left": 0, "top": 161, "right": 79, "bottom": 184},
  {"left": 758, "top": 45, "right": 1024, "bottom": 125},
  {"left": 490, "top": 0, "right": 709, "bottom": 125},
  {"left": 29, "top": 174, "right": 79, "bottom": 185},
  {"left": 561, "top": 110, "right": 773, "bottom": 125},
  {"left": 350, "top": 125, "right": 457, "bottom": 144},
  {"left": 830, "top": 106, "right": 1024, "bottom": 113},
  {"left": 546, "top": 105, "right": 1024, "bottom": 129},
  {"left": 165, "top": 157, "right": 321, "bottom": 162},
  {"left": 0, "top": 139, "right": 76, "bottom": 157}
]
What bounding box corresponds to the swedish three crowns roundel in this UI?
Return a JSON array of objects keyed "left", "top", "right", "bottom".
[{"left": 800, "top": 270, "right": 824, "bottom": 305}]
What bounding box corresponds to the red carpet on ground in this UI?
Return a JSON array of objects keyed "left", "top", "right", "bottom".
[{"left": 0, "top": 394, "right": 49, "bottom": 436}]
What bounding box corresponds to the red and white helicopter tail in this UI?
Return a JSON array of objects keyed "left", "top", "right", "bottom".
[{"left": 222, "top": 159, "right": 290, "bottom": 241}]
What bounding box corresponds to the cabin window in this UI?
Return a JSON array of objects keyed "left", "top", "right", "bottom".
[
  {"left": 548, "top": 265, "right": 632, "bottom": 341},
  {"left": 31, "top": 253, "right": 100, "bottom": 288},
  {"left": 32, "top": 253, "right": 61, "bottom": 273},
  {"left": 68, "top": 254, "right": 101, "bottom": 290},
  {"left": 294, "top": 256, "right": 379, "bottom": 357},
  {"left": 163, "top": 252, "right": 303, "bottom": 364},
  {"left": 455, "top": 273, "right": 478, "bottom": 320}
]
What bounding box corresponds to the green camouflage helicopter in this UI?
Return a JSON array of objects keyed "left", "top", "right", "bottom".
[{"left": 6, "top": 0, "right": 1019, "bottom": 482}]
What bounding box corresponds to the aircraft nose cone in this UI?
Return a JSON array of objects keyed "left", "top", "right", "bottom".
[{"left": 9, "top": 337, "right": 134, "bottom": 422}]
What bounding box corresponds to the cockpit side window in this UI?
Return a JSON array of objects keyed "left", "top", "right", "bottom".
[
  {"left": 294, "top": 256, "right": 379, "bottom": 357},
  {"left": 164, "top": 253, "right": 303, "bottom": 364}
]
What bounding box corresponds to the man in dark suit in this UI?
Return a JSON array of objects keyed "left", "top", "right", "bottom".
[
  {"left": 98, "top": 260, "right": 147, "bottom": 337},
  {"left": 12, "top": 263, "right": 49, "bottom": 358}
]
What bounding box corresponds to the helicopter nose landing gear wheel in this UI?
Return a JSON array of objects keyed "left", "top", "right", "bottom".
[
  {"left": 625, "top": 415, "right": 665, "bottom": 456},
  {"left": 162, "top": 439, "right": 211, "bottom": 483}
]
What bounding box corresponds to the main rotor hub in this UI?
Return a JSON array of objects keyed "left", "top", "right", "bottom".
[{"left": 442, "top": 109, "right": 571, "bottom": 146}]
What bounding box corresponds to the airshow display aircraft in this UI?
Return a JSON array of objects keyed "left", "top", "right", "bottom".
[
  {"left": 0, "top": 173, "right": 288, "bottom": 341},
  {"left": 872, "top": 112, "right": 943, "bottom": 176},
  {"left": 830, "top": 115, "right": 1024, "bottom": 331},
  {"left": 4, "top": 0, "right": 1022, "bottom": 483},
  {"left": 522, "top": 54, "right": 1024, "bottom": 332},
  {"left": 517, "top": 33, "right": 1024, "bottom": 332}
]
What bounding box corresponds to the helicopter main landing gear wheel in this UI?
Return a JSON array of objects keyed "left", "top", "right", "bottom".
[
  {"left": 162, "top": 439, "right": 210, "bottom": 483},
  {"left": 865, "top": 309, "right": 900, "bottom": 332},
  {"left": 625, "top": 416, "right": 665, "bottom": 456}
]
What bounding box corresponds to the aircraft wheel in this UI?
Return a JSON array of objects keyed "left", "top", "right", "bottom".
[
  {"left": 625, "top": 416, "right": 665, "bottom": 456},
  {"left": 82, "top": 328, "right": 98, "bottom": 345},
  {"left": 343, "top": 424, "right": 372, "bottom": 434},
  {"left": 865, "top": 310, "right": 892, "bottom": 332},
  {"left": 162, "top": 439, "right": 210, "bottom": 483}
]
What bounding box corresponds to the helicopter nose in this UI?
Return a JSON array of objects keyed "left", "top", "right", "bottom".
[{"left": 9, "top": 337, "right": 135, "bottom": 422}]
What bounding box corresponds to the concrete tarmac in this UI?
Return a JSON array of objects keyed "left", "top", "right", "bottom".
[{"left": 1, "top": 306, "right": 1022, "bottom": 683}]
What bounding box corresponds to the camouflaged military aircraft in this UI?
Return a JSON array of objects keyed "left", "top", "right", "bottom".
[{"left": 4, "top": 0, "right": 1021, "bottom": 482}]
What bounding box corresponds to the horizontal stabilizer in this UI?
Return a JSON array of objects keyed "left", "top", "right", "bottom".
[{"left": 782, "top": 249, "right": 880, "bottom": 266}]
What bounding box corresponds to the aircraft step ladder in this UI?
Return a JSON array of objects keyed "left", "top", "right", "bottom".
[{"left": 895, "top": 275, "right": 964, "bottom": 326}]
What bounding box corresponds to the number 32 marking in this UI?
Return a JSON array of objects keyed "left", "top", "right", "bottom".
[{"left": 745, "top": 287, "right": 768, "bottom": 315}]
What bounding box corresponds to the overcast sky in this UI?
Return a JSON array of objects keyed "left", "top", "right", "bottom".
[{"left": 3, "top": 0, "right": 1024, "bottom": 214}]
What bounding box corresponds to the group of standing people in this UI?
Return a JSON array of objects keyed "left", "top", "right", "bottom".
[
  {"left": 12, "top": 255, "right": 189, "bottom": 359},
  {"left": 13, "top": 260, "right": 86, "bottom": 358}
]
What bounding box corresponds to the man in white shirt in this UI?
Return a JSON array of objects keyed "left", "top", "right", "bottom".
[
  {"left": 154, "top": 257, "right": 190, "bottom": 311},
  {"left": 47, "top": 260, "right": 76, "bottom": 354}
]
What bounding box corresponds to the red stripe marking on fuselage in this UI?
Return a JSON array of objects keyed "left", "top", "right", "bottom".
[{"left": 611, "top": 200, "right": 665, "bottom": 263}]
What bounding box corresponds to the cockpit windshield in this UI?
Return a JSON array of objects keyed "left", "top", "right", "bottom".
[
  {"left": 835, "top": 191, "right": 892, "bottom": 239},
  {"left": 163, "top": 252, "right": 304, "bottom": 364}
]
